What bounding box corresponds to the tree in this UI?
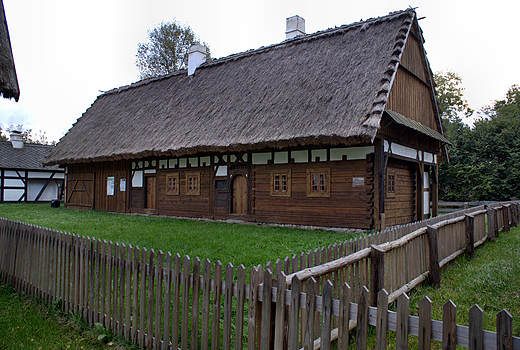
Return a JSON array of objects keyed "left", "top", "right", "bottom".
[
  {"left": 5, "top": 124, "right": 53, "bottom": 145},
  {"left": 136, "top": 20, "right": 211, "bottom": 79},
  {"left": 435, "top": 70, "right": 473, "bottom": 122}
]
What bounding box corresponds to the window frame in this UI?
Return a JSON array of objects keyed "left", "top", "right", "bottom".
[
  {"left": 270, "top": 169, "right": 292, "bottom": 197},
  {"left": 186, "top": 172, "right": 201, "bottom": 196},
  {"left": 387, "top": 171, "right": 396, "bottom": 198},
  {"left": 165, "top": 173, "right": 180, "bottom": 196},
  {"left": 306, "top": 168, "right": 331, "bottom": 198}
]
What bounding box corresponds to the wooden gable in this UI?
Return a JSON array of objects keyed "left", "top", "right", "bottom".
[{"left": 386, "top": 21, "right": 441, "bottom": 134}]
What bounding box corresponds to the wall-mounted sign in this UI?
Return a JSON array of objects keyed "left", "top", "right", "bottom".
[
  {"left": 107, "top": 176, "right": 115, "bottom": 196},
  {"left": 120, "top": 178, "right": 126, "bottom": 192},
  {"left": 352, "top": 177, "right": 365, "bottom": 187}
]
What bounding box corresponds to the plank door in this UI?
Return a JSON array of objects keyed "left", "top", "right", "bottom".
[
  {"left": 145, "top": 176, "right": 156, "bottom": 209},
  {"left": 117, "top": 171, "right": 127, "bottom": 213},
  {"left": 233, "top": 175, "right": 247, "bottom": 214}
]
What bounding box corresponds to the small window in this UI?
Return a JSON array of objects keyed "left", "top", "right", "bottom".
[
  {"left": 270, "top": 170, "right": 291, "bottom": 197},
  {"left": 186, "top": 172, "right": 200, "bottom": 195},
  {"left": 387, "top": 172, "right": 395, "bottom": 198},
  {"left": 166, "top": 173, "right": 179, "bottom": 195},
  {"left": 307, "top": 168, "right": 330, "bottom": 197}
]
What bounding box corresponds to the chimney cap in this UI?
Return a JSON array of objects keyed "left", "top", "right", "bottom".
[
  {"left": 286, "top": 15, "right": 306, "bottom": 39},
  {"left": 9, "top": 130, "right": 24, "bottom": 149}
]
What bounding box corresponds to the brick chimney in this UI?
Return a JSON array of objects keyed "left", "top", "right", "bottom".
[
  {"left": 188, "top": 44, "right": 206, "bottom": 76},
  {"left": 286, "top": 15, "right": 305, "bottom": 39}
]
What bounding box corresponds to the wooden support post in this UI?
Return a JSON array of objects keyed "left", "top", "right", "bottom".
[
  {"left": 426, "top": 226, "right": 440, "bottom": 287},
  {"left": 374, "top": 141, "right": 386, "bottom": 231},
  {"left": 503, "top": 205, "right": 510, "bottom": 232},
  {"left": 432, "top": 165, "right": 439, "bottom": 217},
  {"left": 487, "top": 207, "right": 497, "bottom": 241},
  {"left": 465, "top": 214, "right": 475, "bottom": 258},
  {"left": 510, "top": 204, "right": 518, "bottom": 227},
  {"left": 369, "top": 244, "right": 385, "bottom": 307}
]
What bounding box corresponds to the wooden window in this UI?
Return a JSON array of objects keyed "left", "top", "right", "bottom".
[
  {"left": 307, "top": 168, "right": 330, "bottom": 198},
  {"left": 166, "top": 173, "right": 179, "bottom": 195},
  {"left": 270, "top": 169, "right": 291, "bottom": 197},
  {"left": 186, "top": 172, "right": 200, "bottom": 195},
  {"left": 387, "top": 172, "right": 396, "bottom": 198}
]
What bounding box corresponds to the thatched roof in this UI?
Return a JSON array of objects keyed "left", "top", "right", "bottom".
[
  {"left": 46, "top": 9, "right": 420, "bottom": 166},
  {"left": 0, "top": 0, "right": 19, "bottom": 101}
]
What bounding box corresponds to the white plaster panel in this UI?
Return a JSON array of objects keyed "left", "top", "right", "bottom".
[
  {"left": 423, "top": 191, "right": 430, "bottom": 215},
  {"left": 4, "top": 170, "right": 24, "bottom": 177},
  {"left": 189, "top": 157, "right": 199, "bottom": 167},
  {"left": 274, "top": 151, "right": 288, "bottom": 164},
  {"left": 330, "top": 148, "right": 349, "bottom": 161},
  {"left": 200, "top": 156, "right": 211, "bottom": 166},
  {"left": 179, "top": 158, "right": 187, "bottom": 168},
  {"left": 159, "top": 160, "right": 167, "bottom": 169},
  {"left": 27, "top": 180, "right": 59, "bottom": 201},
  {"left": 346, "top": 146, "right": 374, "bottom": 160},
  {"left": 4, "top": 178, "right": 24, "bottom": 187},
  {"left": 423, "top": 171, "right": 430, "bottom": 189},
  {"left": 434, "top": 154, "right": 438, "bottom": 164},
  {"left": 384, "top": 140, "right": 389, "bottom": 152},
  {"left": 132, "top": 170, "right": 143, "bottom": 187},
  {"left": 168, "top": 159, "right": 178, "bottom": 168},
  {"left": 252, "top": 152, "right": 271, "bottom": 165},
  {"left": 3, "top": 189, "right": 24, "bottom": 201},
  {"left": 424, "top": 152, "right": 434, "bottom": 163},
  {"left": 216, "top": 166, "right": 227, "bottom": 177},
  {"left": 292, "top": 150, "right": 308, "bottom": 163},
  {"left": 144, "top": 169, "right": 156, "bottom": 174},
  {"left": 311, "top": 149, "right": 327, "bottom": 162},
  {"left": 392, "top": 143, "right": 417, "bottom": 160}
]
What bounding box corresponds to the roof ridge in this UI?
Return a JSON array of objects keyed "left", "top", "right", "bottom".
[{"left": 102, "top": 8, "right": 416, "bottom": 97}]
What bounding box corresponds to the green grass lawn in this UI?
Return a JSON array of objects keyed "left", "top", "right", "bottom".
[
  {"left": 0, "top": 282, "right": 129, "bottom": 350},
  {"left": 0, "top": 203, "right": 361, "bottom": 273},
  {"left": 372, "top": 224, "right": 520, "bottom": 349}
]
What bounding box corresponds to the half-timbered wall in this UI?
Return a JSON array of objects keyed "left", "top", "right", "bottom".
[{"left": 1, "top": 169, "right": 64, "bottom": 202}]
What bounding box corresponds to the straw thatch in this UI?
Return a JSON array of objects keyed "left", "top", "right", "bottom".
[
  {"left": 46, "top": 9, "right": 416, "bottom": 166},
  {"left": 0, "top": 0, "right": 19, "bottom": 101}
]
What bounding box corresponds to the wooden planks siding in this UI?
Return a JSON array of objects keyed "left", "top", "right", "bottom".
[
  {"left": 385, "top": 159, "right": 416, "bottom": 226},
  {"left": 252, "top": 159, "right": 373, "bottom": 229},
  {"left": 386, "top": 67, "right": 437, "bottom": 131}
]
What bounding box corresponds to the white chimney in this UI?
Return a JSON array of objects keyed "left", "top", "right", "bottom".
[
  {"left": 286, "top": 15, "right": 305, "bottom": 39},
  {"left": 188, "top": 44, "right": 206, "bottom": 76},
  {"left": 10, "top": 130, "right": 23, "bottom": 149}
]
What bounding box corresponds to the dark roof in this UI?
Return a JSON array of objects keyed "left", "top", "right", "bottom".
[
  {"left": 0, "top": 0, "right": 19, "bottom": 101},
  {"left": 46, "top": 9, "right": 421, "bottom": 165},
  {"left": 0, "top": 141, "right": 61, "bottom": 170},
  {"left": 385, "top": 109, "right": 451, "bottom": 144}
]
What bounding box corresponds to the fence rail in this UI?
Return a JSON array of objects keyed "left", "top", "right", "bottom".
[{"left": 1, "top": 201, "right": 519, "bottom": 349}]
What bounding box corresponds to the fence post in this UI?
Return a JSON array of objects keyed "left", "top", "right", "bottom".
[
  {"left": 426, "top": 226, "right": 440, "bottom": 287},
  {"left": 369, "top": 244, "right": 385, "bottom": 306},
  {"left": 487, "top": 207, "right": 497, "bottom": 241},
  {"left": 496, "top": 310, "right": 513, "bottom": 350},
  {"left": 503, "top": 205, "right": 510, "bottom": 232},
  {"left": 464, "top": 214, "right": 475, "bottom": 258},
  {"left": 510, "top": 204, "right": 518, "bottom": 227}
]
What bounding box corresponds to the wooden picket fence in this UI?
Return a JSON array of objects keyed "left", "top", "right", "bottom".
[{"left": 0, "top": 201, "right": 519, "bottom": 349}]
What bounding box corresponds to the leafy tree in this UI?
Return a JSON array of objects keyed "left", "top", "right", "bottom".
[
  {"left": 435, "top": 70, "right": 473, "bottom": 122},
  {"left": 0, "top": 127, "right": 7, "bottom": 141},
  {"left": 5, "top": 124, "right": 53, "bottom": 145},
  {"left": 136, "top": 20, "right": 211, "bottom": 79}
]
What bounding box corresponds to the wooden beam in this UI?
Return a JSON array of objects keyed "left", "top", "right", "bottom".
[{"left": 34, "top": 172, "right": 57, "bottom": 202}]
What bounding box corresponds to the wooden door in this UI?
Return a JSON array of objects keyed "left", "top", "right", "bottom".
[
  {"left": 233, "top": 175, "right": 248, "bottom": 214},
  {"left": 116, "top": 171, "right": 127, "bottom": 213},
  {"left": 146, "top": 176, "right": 156, "bottom": 209}
]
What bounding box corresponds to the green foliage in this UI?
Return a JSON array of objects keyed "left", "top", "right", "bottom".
[
  {"left": 436, "top": 72, "right": 520, "bottom": 200},
  {"left": 4, "top": 124, "right": 54, "bottom": 145},
  {"left": 136, "top": 20, "right": 211, "bottom": 79},
  {"left": 435, "top": 70, "right": 473, "bottom": 121}
]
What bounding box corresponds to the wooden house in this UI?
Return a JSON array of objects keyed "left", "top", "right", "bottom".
[
  {"left": 0, "top": 0, "right": 19, "bottom": 101},
  {"left": 45, "top": 9, "right": 449, "bottom": 229},
  {"left": 1, "top": 134, "right": 64, "bottom": 202}
]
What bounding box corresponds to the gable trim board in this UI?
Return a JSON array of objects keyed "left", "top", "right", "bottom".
[{"left": 46, "top": 9, "right": 449, "bottom": 229}]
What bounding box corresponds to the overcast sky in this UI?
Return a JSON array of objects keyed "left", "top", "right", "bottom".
[{"left": 1, "top": 0, "right": 519, "bottom": 142}]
